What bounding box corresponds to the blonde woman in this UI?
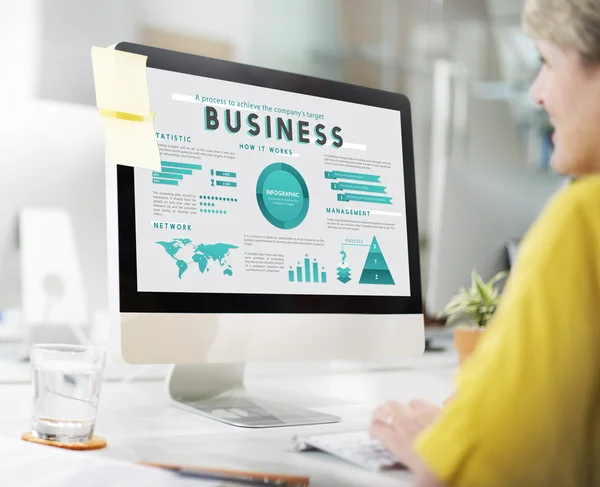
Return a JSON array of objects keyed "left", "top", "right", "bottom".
[{"left": 369, "top": 1, "right": 600, "bottom": 485}]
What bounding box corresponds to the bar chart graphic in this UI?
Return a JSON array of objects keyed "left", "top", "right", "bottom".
[
  {"left": 288, "top": 254, "right": 327, "bottom": 283},
  {"left": 152, "top": 160, "right": 202, "bottom": 186}
]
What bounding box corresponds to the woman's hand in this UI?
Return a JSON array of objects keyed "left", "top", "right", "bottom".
[{"left": 369, "top": 399, "right": 442, "bottom": 471}]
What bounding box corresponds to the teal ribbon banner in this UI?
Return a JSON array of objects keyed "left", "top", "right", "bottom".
[
  {"left": 337, "top": 193, "right": 392, "bottom": 205},
  {"left": 325, "top": 170, "right": 381, "bottom": 183},
  {"left": 331, "top": 182, "right": 387, "bottom": 194}
]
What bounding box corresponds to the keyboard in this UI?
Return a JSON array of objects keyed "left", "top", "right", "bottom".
[{"left": 292, "top": 430, "right": 403, "bottom": 472}]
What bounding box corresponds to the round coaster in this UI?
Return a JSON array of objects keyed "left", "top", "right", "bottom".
[{"left": 21, "top": 432, "right": 107, "bottom": 451}]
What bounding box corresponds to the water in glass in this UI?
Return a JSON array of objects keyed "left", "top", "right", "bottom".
[{"left": 30, "top": 345, "right": 105, "bottom": 443}]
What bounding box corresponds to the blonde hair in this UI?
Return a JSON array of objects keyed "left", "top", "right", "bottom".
[{"left": 523, "top": 0, "right": 600, "bottom": 62}]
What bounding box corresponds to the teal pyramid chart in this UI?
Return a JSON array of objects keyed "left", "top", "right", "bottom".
[{"left": 359, "top": 237, "right": 395, "bottom": 285}]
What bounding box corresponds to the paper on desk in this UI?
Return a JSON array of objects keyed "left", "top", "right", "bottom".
[
  {"left": 91, "top": 46, "right": 161, "bottom": 171},
  {"left": 0, "top": 439, "right": 223, "bottom": 487}
]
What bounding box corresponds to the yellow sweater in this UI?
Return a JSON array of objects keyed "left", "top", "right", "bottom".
[{"left": 415, "top": 174, "right": 600, "bottom": 487}]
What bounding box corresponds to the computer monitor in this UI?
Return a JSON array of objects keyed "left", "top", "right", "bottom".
[
  {"left": 0, "top": 99, "right": 107, "bottom": 333},
  {"left": 425, "top": 161, "right": 565, "bottom": 317},
  {"left": 106, "top": 43, "right": 423, "bottom": 427}
]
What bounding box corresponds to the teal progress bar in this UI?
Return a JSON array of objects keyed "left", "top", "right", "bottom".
[
  {"left": 161, "top": 161, "right": 203, "bottom": 171},
  {"left": 152, "top": 172, "right": 183, "bottom": 180},
  {"left": 152, "top": 178, "right": 178, "bottom": 186},
  {"left": 160, "top": 167, "right": 193, "bottom": 175}
]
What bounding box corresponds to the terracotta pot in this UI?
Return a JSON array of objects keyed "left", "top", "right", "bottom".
[{"left": 453, "top": 326, "right": 485, "bottom": 365}]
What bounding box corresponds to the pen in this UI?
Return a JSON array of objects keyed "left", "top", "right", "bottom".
[
  {"left": 139, "top": 462, "right": 309, "bottom": 487},
  {"left": 175, "top": 467, "right": 288, "bottom": 486}
]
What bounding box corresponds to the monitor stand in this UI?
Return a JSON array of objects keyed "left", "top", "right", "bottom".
[{"left": 167, "top": 363, "right": 341, "bottom": 428}]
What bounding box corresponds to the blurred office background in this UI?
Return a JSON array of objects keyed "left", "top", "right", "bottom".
[{"left": 1, "top": 0, "right": 560, "bottom": 331}]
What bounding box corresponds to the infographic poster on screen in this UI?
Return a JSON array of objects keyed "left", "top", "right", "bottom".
[{"left": 133, "top": 68, "right": 411, "bottom": 297}]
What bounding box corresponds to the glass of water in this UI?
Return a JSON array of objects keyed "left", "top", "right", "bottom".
[{"left": 30, "top": 344, "right": 106, "bottom": 443}]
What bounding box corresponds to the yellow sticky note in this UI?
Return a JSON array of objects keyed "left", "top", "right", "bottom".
[
  {"left": 91, "top": 46, "right": 151, "bottom": 117},
  {"left": 91, "top": 46, "right": 161, "bottom": 171},
  {"left": 100, "top": 116, "right": 160, "bottom": 171}
]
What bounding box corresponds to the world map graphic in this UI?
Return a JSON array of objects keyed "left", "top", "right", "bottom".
[{"left": 156, "top": 238, "right": 238, "bottom": 279}]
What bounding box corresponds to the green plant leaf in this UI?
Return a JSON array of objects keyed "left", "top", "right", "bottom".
[
  {"left": 442, "top": 269, "right": 507, "bottom": 327},
  {"left": 489, "top": 271, "right": 508, "bottom": 286},
  {"left": 475, "top": 279, "right": 489, "bottom": 301}
]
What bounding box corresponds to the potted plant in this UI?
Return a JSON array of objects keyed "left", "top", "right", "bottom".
[{"left": 439, "top": 270, "right": 507, "bottom": 365}]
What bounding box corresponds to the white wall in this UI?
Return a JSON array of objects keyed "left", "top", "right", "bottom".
[
  {"left": 140, "top": 0, "right": 343, "bottom": 80},
  {"left": 463, "top": 27, "right": 526, "bottom": 167},
  {"left": 8, "top": 0, "right": 345, "bottom": 106},
  {"left": 246, "top": 0, "right": 343, "bottom": 79},
  {"left": 140, "top": 0, "right": 252, "bottom": 61},
  {"left": 141, "top": 0, "right": 245, "bottom": 42},
  {"left": 0, "top": 0, "right": 39, "bottom": 99},
  {"left": 37, "top": 0, "right": 139, "bottom": 105}
]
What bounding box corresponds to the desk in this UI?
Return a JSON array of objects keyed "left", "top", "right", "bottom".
[{"left": 0, "top": 346, "right": 457, "bottom": 486}]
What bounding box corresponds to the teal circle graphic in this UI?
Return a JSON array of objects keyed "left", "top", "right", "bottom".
[{"left": 256, "top": 162, "right": 309, "bottom": 229}]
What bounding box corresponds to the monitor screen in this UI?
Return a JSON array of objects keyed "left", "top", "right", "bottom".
[{"left": 132, "top": 67, "right": 411, "bottom": 298}]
